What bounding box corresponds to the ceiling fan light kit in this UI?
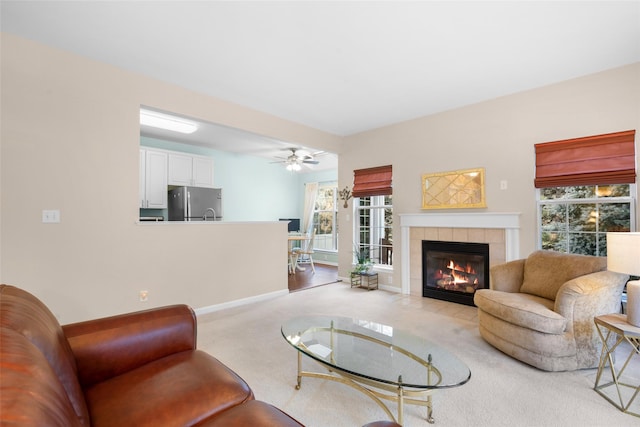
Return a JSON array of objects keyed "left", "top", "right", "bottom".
[{"left": 275, "top": 147, "right": 320, "bottom": 172}]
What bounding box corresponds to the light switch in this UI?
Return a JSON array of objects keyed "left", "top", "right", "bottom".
[
  {"left": 42, "top": 210, "right": 60, "bottom": 223},
  {"left": 500, "top": 180, "right": 508, "bottom": 190}
]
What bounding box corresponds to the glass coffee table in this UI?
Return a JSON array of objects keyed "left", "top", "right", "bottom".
[{"left": 281, "top": 316, "right": 470, "bottom": 424}]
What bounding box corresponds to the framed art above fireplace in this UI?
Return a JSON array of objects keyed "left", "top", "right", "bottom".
[{"left": 421, "top": 167, "right": 486, "bottom": 210}]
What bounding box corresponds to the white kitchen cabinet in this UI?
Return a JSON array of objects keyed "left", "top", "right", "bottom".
[
  {"left": 167, "top": 152, "right": 192, "bottom": 186},
  {"left": 192, "top": 156, "right": 215, "bottom": 187},
  {"left": 168, "top": 152, "right": 214, "bottom": 188},
  {"left": 139, "top": 148, "right": 168, "bottom": 208}
]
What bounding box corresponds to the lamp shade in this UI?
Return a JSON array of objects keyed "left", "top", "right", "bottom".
[
  {"left": 607, "top": 232, "right": 640, "bottom": 276},
  {"left": 607, "top": 232, "right": 640, "bottom": 327}
]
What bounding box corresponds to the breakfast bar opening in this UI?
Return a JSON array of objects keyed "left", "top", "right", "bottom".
[{"left": 422, "top": 240, "right": 490, "bottom": 306}]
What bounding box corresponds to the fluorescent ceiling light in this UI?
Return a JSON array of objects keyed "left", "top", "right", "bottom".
[{"left": 140, "top": 109, "right": 198, "bottom": 134}]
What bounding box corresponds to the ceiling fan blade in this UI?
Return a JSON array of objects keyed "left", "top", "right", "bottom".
[{"left": 271, "top": 146, "right": 321, "bottom": 169}]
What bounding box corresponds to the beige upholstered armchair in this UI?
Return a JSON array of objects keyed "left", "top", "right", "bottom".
[{"left": 474, "top": 250, "right": 628, "bottom": 371}]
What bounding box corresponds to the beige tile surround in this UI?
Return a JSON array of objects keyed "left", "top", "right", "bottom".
[
  {"left": 409, "top": 226, "right": 506, "bottom": 295},
  {"left": 399, "top": 212, "right": 521, "bottom": 296}
]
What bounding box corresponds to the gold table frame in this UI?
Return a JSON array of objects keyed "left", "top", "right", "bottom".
[
  {"left": 289, "top": 322, "right": 463, "bottom": 425},
  {"left": 594, "top": 313, "right": 640, "bottom": 418}
]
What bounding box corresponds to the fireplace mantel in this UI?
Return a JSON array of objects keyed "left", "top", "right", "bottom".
[{"left": 399, "top": 212, "right": 521, "bottom": 295}]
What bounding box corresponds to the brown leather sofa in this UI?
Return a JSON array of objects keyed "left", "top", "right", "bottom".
[{"left": 0, "top": 284, "right": 304, "bottom": 426}]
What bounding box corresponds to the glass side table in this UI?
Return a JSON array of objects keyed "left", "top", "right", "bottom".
[{"left": 593, "top": 313, "right": 640, "bottom": 418}]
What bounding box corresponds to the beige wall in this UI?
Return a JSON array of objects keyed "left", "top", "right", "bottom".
[
  {"left": 2, "top": 32, "right": 639, "bottom": 319},
  {"left": 338, "top": 63, "right": 640, "bottom": 291},
  {"left": 0, "top": 33, "right": 341, "bottom": 323}
]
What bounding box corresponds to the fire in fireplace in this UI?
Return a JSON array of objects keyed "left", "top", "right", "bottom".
[{"left": 422, "top": 240, "right": 489, "bottom": 306}]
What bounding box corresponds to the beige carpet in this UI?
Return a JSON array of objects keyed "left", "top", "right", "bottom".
[{"left": 197, "top": 283, "right": 639, "bottom": 427}]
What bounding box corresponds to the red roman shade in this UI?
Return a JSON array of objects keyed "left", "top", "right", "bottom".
[
  {"left": 352, "top": 165, "right": 392, "bottom": 197},
  {"left": 534, "top": 130, "right": 636, "bottom": 188}
]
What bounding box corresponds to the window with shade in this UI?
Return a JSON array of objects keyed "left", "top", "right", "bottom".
[
  {"left": 535, "top": 130, "right": 636, "bottom": 256},
  {"left": 353, "top": 166, "right": 393, "bottom": 267}
]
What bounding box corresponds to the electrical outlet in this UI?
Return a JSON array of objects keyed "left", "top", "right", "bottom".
[
  {"left": 42, "top": 209, "right": 61, "bottom": 223},
  {"left": 139, "top": 290, "right": 149, "bottom": 302}
]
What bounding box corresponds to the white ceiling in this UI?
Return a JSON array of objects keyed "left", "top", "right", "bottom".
[
  {"left": 2, "top": 1, "right": 639, "bottom": 170},
  {"left": 139, "top": 109, "right": 339, "bottom": 172}
]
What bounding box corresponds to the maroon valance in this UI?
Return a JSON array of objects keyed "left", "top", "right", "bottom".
[
  {"left": 534, "top": 130, "right": 636, "bottom": 188},
  {"left": 352, "top": 165, "right": 392, "bottom": 197}
]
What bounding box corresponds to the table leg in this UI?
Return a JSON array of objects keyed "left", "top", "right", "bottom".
[
  {"left": 296, "top": 351, "right": 302, "bottom": 390},
  {"left": 397, "top": 376, "right": 404, "bottom": 426},
  {"left": 594, "top": 323, "right": 640, "bottom": 417},
  {"left": 426, "top": 354, "right": 435, "bottom": 424}
]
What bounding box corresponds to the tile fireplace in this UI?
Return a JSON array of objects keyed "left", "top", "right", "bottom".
[{"left": 399, "top": 212, "right": 521, "bottom": 296}]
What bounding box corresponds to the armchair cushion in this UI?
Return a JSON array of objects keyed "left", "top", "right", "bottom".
[
  {"left": 473, "top": 291, "right": 566, "bottom": 334},
  {"left": 520, "top": 251, "right": 606, "bottom": 300}
]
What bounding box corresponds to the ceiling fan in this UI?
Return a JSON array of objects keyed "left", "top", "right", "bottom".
[{"left": 273, "top": 147, "right": 320, "bottom": 171}]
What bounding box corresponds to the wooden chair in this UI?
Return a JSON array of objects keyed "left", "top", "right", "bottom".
[
  {"left": 381, "top": 238, "right": 393, "bottom": 265},
  {"left": 294, "top": 229, "right": 316, "bottom": 273},
  {"left": 287, "top": 250, "right": 295, "bottom": 274},
  {"left": 288, "top": 238, "right": 300, "bottom": 274}
]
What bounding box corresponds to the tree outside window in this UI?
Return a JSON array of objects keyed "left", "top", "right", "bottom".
[
  {"left": 312, "top": 185, "right": 337, "bottom": 251},
  {"left": 538, "top": 184, "right": 634, "bottom": 256}
]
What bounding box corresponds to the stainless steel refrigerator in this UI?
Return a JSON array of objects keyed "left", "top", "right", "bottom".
[{"left": 168, "top": 187, "right": 223, "bottom": 221}]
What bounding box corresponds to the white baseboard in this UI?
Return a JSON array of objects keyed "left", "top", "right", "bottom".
[
  {"left": 379, "top": 284, "right": 401, "bottom": 293},
  {"left": 194, "top": 289, "right": 289, "bottom": 316},
  {"left": 195, "top": 280, "right": 403, "bottom": 317},
  {"left": 315, "top": 260, "right": 338, "bottom": 267}
]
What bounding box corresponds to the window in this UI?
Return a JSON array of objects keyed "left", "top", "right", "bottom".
[
  {"left": 356, "top": 195, "right": 393, "bottom": 266},
  {"left": 535, "top": 130, "right": 636, "bottom": 256},
  {"left": 538, "top": 184, "right": 635, "bottom": 256},
  {"left": 352, "top": 165, "right": 393, "bottom": 267},
  {"left": 312, "top": 184, "right": 338, "bottom": 251}
]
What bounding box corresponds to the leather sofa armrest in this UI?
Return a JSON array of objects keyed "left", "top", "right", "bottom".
[
  {"left": 489, "top": 259, "right": 525, "bottom": 293},
  {"left": 62, "top": 304, "right": 197, "bottom": 388}
]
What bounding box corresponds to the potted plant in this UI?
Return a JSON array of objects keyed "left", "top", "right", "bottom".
[{"left": 353, "top": 245, "right": 373, "bottom": 274}]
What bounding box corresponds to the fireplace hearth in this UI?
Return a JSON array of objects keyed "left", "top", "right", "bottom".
[{"left": 422, "top": 240, "right": 489, "bottom": 306}]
